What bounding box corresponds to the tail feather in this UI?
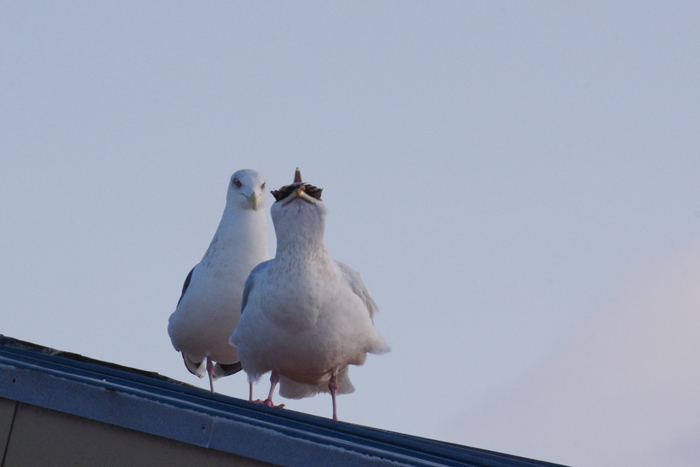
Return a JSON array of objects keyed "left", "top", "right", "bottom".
[{"left": 278, "top": 367, "right": 355, "bottom": 399}]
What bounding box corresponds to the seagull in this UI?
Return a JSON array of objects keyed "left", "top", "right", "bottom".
[
  {"left": 230, "top": 168, "right": 388, "bottom": 420},
  {"left": 168, "top": 169, "right": 269, "bottom": 393}
]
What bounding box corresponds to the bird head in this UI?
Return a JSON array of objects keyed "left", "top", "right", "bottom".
[
  {"left": 270, "top": 168, "right": 323, "bottom": 205},
  {"left": 270, "top": 168, "right": 327, "bottom": 243},
  {"left": 227, "top": 169, "right": 267, "bottom": 211}
]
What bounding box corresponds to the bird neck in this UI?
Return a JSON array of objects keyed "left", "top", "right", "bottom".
[
  {"left": 270, "top": 199, "right": 330, "bottom": 262},
  {"left": 273, "top": 219, "right": 328, "bottom": 261},
  {"left": 275, "top": 234, "right": 328, "bottom": 261},
  {"left": 201, "top": 206, "right": 269, "bottom": 265}
]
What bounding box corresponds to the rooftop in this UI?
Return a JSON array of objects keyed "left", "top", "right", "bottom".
[{"left": 0, "top": 335, "right": 566, "bottom": 467}]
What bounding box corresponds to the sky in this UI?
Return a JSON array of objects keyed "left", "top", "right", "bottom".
[{"left": 1, "top": 2, "right": 699, "bottom": 466}]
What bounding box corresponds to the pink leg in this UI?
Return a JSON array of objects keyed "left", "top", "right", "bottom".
[
  {"left": 206, "top": 357, "right": 215, "bottom": 393},
  {"left": 329, "top": 374, "right": 338, "bottom": 421},
  {"left": 263, "top": 370, "right": 279, "bottom": 406},
  {"left": 248, "top": 382, "right": 254, "bottom": 402},
  {"left": 251, "top": 371, "right": 285, "bottom": 408}
]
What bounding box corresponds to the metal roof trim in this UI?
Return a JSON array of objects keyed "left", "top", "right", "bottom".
[{"left": 0, "top": 337, "right": 566, "bottom": 467}]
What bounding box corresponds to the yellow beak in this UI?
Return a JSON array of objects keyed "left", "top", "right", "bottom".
[
  {"left": 243, "top": 192, "right": 258, "bottom": 210},
  {"left": 282, "top": 186, "right": 317, "bottom": 205}
]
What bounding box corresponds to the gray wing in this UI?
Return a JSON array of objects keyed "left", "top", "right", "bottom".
[
  {"left": 176, "top": 266, "right": 196, "bottom": 306},
  {"left": 241, "top": 260, "right": 273, "bottom": 313},
  {"left": 336, "top": 261, "right": 379, "bottom": 320}
]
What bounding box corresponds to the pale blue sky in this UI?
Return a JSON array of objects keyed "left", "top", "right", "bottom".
[{"left": 2, "top": 3, "right": 699, "bottom": 466}]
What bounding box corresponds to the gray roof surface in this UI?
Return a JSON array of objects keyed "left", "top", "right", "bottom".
[{"left": 0, "top": 336, "right": 566, "bottom": 467}]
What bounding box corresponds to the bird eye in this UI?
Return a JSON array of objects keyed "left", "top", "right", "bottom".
[
  {"left": 232, "top": 178, "right": 242, "bottom": 188},
  {"left": 261, "top": 182, "right": 266, "bottom": 190}
]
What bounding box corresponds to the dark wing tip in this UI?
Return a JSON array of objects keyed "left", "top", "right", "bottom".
[
  {"left": 270, "top": 168, "right": 322, "bottom": 202},
  {"left": 306, "top": 185, "right": 323, "bottom": 200},
  {"left": 214, "top": 361, "right": 243, "bottom": 379},
  {"left": 177, "top": 267, "right": 195, "bottom": 306},
  {"left": 271, "top": 182, "right": 323, "bottom": 202},
  {"left": 181, "top": 352, "right": 204, "bottom": 377}
]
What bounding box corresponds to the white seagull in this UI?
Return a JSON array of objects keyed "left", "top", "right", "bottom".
[
  {"left": 168, "top": 169, "right": 269, "bottom": 393},
  {"left": 230, "top": 168, "right": 388, "bottom": 420}
]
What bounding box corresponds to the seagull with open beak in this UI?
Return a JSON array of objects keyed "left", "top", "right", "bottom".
[{"left": 231, "top": 168, "right": 388, "bottom": 421}]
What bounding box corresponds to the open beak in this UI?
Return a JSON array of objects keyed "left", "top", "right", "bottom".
[
  {"left": 282, "top": 186, "right": 317, "bottom": 205},
  {"left": 243, "top": 192, "right": 259, "bottom": 210}
]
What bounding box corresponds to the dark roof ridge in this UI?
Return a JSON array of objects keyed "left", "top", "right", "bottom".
[{"left": 0, "top": 335, "right": 567, "bottom": 467}]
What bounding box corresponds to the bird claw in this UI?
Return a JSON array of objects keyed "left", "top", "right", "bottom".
[{"left": 252, "top": 399, "right": 285, "bottom": 409}]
